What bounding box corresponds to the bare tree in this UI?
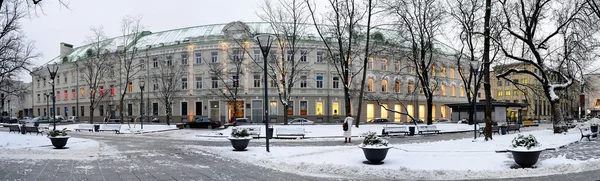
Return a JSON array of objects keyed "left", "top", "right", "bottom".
[
  {"left": 115, "top": 15, "right": 144, "bottom": 125},
  {"left": 258, "top": 0, "right": 312, "bottom": 124},
  {"left": 305, "top": 0, "right": 369, "bottom": 127},
  {"left": 74, "top": 27, "right": 115, "bottom": 124},
  {"left": 152, "top": 52, "right": 184, "bottom": 126},
  {"left": 0, "top": 0, "right": 36, "bottom": 91},
  {"left": 385, "top": 0, "right": 446, "bottom": 125},
  {"left": 495, "top": 0, "right": 589, "bottom": 133}
]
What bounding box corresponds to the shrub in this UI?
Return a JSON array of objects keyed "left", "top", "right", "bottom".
[
  {"left": 361, "top": 131, "right": 389, "bottom": 147},
  {"left": 47, "top": 128, "right": 68, "bottom": 137},
  {"left": 231, "top": 128, "right": 250, "bottom": 138},
  {"left": 511, "top": 134, "right": 540, "bottom": 149}
]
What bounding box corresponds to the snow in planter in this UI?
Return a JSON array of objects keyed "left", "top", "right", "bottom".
[
  {"left": 47, "top": 128, "right": 68, "bottom": 137},
  {"left": 229, "top": 128, "right": 252, "bottom": 139},
  {"left": 359, "top": 131, "right": 389, "bottom": 148},
  {"left": 511, "top": 134, "right": 540, "bottom": 150}
]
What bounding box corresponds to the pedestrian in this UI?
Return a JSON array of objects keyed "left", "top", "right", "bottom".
[{"left": 343, "top": 113, "right": 353, "bottom": 143}]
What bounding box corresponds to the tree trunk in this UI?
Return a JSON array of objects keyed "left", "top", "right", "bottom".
[
  {"left": 551, "top": 99, "right": 568, "bottom": 133},
  {"left": 283, "top": 104, "right": 289, "bottom": 125},
  {"left": 468, "top": 96, "right": 474, "bottom": 125},
  {"left": 343, "top": 81, "right": 352, "bottom": 126},
  {"left": 166, "top": 102, "right": 171, "bottom": 126},
  {"left": 483, "top": 0, "right": 493, "bottom": 140},
  {"left": 426, "top": 96, "right": 433, "bottom": 125},
  {"left": 89, "top": 108, "right": 95, "bottom": 124}
]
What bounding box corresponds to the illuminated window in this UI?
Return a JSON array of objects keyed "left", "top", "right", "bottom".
[
  {"left": 441, "top": 84, "right": 446, "bottom": 96},
  {"left": 71, "top": 89, "right": 76, "bottom": 99},
  {"left": 367, "top": 104, "right": 374, "bottom": 121},
  {"left": 316, "top": 101, "right": 323, "bottom": 115},
  {"left": 451, "top": 85, "right": 456, "bottom": 96},
  {"left": 64, "top": 90, "right": 68, "bottom": 100},
  {"left": 432, "top": 105, "right": 436, "bottom": 120},
  {"left": 407, "top": 104, "right": 414, "bottom": 122},
  {"left": 394, "top": 80, "right": 400, "bottom": 93},
  {"left": 57, "top": 91, "right": 60, "bottom": 100},
  {"left": 381, "top": 104, "right": 388, "bottom": 119},
  {"left": 381, "top": 80, "right": 388, "bottom": 92},
  {"left": 522, "top": 79, "right": 528, "bottom": 84},
  {"left": 110, "top": 85, "right": 115, "bottom": 95},
  {"left": 441, "top": 106, "right": 446, "bottom": 118},
  {"left": 269, "top": 101, "right": 278, "bottom": 115},
  {"left": 460, "top": 86, "right": 465, "bottom": 97},
  {"left": 300, "top": 101, "right": 307, "bottom": 115},
  {"left": 408, "top": 80, "right": 414, "bottom": 93},
  {"left": 497, "top": 90, "right": 503, "bottom": 96},
  {"left": 394, "top": 104, "right": 401, "bottom": 122},
  {"left": 99, "top": 86, "right": 104, "bottom": 95},
  {"left": 80, "top": 88, "right": 85, "bottom": 97},
  {"left": 419, "top": 104, "right": 425, "bottom": 120},
  {"left": 431, "top": 65, "right": 436, "bottom": 76},
  {"left": 128, "top": 82, "right": 133, "bottom": 93},
  {"left": 440, "top": 66, "right": 446, "bottom": 77},
  {"left": 513, "top": 90, "right": 519, "bottom": 96},
  {"left": 368, "top": 78, "right": 374, "bottom": 92},
  {"left": 505, "top": 90, "right": 511, "bottom": 96},
  {"left": 332, "top": 101, "right": 339, "bottom": 115}
]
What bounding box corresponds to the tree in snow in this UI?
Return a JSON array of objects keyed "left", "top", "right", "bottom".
[
  {"left": 152, "top": 52, "right": 185, "bottom": 126},
  {"left": 495, "top": 0, "right": 594, "bottom": 133},
  {"left": 115, "top": 15, "right": 145, "bottom": 125}
]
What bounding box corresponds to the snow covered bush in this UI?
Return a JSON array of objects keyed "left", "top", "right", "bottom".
[
  {"left": 588, "top": 118, "right": 600, "bottom": 126},
  {"left": 47, "top": 128, "right": 68, "bottom": 137},
  {"left": 511, "top": 134, "right": 540, "bottom": 150},
  {"left": 230, "top": 128, "right": 250, "bottom": 138},
  {"left": 360, "top": 132, "right": 389, "bottom": 147}
]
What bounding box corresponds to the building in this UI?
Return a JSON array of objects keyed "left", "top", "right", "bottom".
[
  {"left": 31, "top": 21, "right": 470, "bottom": 123},
  {"left": 0, "top": 80, "right": 32, "bottom": 118},
  {"left": 492, "top": 62, "right": 579, "bottom": 120},
  {"left": 584, "top": 74, "right": 600, "bottom": 117}
]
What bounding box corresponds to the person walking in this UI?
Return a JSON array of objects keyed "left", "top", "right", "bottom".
[{"left": 343, "top": 113, "right": 353, "bottom": 143}]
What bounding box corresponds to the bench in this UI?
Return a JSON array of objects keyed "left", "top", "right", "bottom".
[
  {"left": 507, "top": 124, "right": 520, "bottom": 133},
  {"left": 99, "top": 124, "right": 121, "bottom": 133},
  {"left": 478, "top": 126, "right": 500, "bottom": 136},
  {"left": 24, "top": 126, "right": 44, "bottom": 136},
  {"left": 579, "top": 127, "right": 598, "bottom": 141},
  {"left": 276, "top": 127, "right": 305, "bottom": 139},
  {"left": 382, "top": 126, "right": 410, "bottom": 136},
  {"left": 232, "top": 127, "right": 261, "bottom": 138},
  {"left": 38, "top": 124, "right": 50, "bottom": 130},
  {"left": 75, "top": 124, "right": 94, "bottom": 132},
  {"left": 8, "top": 125, "right": 19, "bottom": 133},
  {"left": 417, "top": 125, "right": 440, "bottom": 134}
]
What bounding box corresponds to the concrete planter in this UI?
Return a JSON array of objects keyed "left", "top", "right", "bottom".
[
  {"left": 508, "top": 148, "right": 544, "bottom": 168},
  {"left": 228, "top": 137, "right": 252, "bottom": 151},
  {"left": 48, "top": 136, "right": 70, "bottom": 149},
  {"left": 359, "top": 145, "right": 392, "bottom": 164}
]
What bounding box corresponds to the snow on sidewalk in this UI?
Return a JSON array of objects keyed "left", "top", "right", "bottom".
[
  {"left": 56, "top": 124, "right": 177, "bottom": 134},
  {"left": 189, "top": 129, "right": 600, "bottom": 180},
  {"left": 0, "top": 132, "right": 100, "bottom": 160}
]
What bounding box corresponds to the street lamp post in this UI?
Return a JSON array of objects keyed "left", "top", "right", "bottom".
[
  {"left": 44, "top": 93, "right": 49, "bottom": 117},
  {"left": 255, "top": 34, "right": 276, "bottom": 153},
  {"left": 469, "top": 60, "right": 481, "bottom": 140},
  {"left": 139, "top": 78, "right": 145, "bottom": 130},
  {"left": 47, "top": 63, "right": 59, "bottom": 130}
]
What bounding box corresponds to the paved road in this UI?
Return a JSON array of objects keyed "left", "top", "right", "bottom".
[{"left": 1, "top": 126, "right": 599, "bottom": 181}]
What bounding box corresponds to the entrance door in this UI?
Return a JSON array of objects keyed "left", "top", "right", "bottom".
[
  {"left": 228, "top": 101, "right": 244, "bottom": 123},
  {"left": 210, "top": 101, "right": 219, "bottom": 121}
]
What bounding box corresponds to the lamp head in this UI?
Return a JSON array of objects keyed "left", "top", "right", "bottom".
[{"left": 254, "top": 34, "right": 276, "bottom": 53}]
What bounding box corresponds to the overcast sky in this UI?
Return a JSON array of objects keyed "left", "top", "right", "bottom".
[{"left": 20, "top": 0, "right": 279, "bottom": 81}]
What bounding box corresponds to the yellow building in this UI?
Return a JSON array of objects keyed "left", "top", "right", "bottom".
[{"left": 492, "top": 63, "right": 549, "bottom": 120}]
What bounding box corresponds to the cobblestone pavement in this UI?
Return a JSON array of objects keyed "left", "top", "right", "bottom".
[{"left": 1, "top": 125, "right": 599, "bottom": 181}]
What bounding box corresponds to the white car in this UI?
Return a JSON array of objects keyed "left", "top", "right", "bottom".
[{"left": 289, "top": 118, "right": 314, "bottom": 125}]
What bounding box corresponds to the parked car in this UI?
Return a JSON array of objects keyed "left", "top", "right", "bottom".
[
  {"left": 152, "top": 118, "right": 160, "bottom": 123},
  {"left": 289, "top": 118, "right": 314, "bottom": 125},
  {"left": 54, "top": 115, "right": 65, "bottom": 122},
  {"left": 67, "top": 116, "right": 79, "bottom": 122},
  {"left": 436, "top": 118, "right": 450, "bottom": 123},
  {"left": 185, "top": 117, "right": 221, "bottom": 129},
  {"left": 370, "top": 118, "right": 389, "bottom": 123},
  {"left": 234, "top": 118, "right": 251, "bottom": 125}
]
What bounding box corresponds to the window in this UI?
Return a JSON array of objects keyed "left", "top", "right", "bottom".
[
  {"left": 181, "top": 102, "right": 188, "bottom": 116},
  {"left": 195, "top": 76, "right": 202, "bottom": 89},
  {"left": 513, "top": 90, "right": 519, "bottom": 96},
  {"left": 80, "top": 106, "right": 85, "bottom": 116},
  {"left": 127, "top": 104, "right": 133, "bottom": 116},
  {"left": 333, "top": 77, "right": 339, "bottom": 89},
  {"left": 37, "top": 94, "right": 40, "bottom": 102},
  {"left": 497, "top": 80, "right": 502, "bottom": 86},
  {"left": 316, "top": 51, "right": 324, "bottom": 63},
  {"left": 367, "top": 58, "right": 373, "bottom": 70},
  {"left": 80, "top": 88, "right": 85, "bottom": 97},
  {"left": 333, "top": 101, "right": 339, "bottom": 115},
  {"left": 64, "top": 75, "right": 68, "bottom": 83},
  {"left": 382, "top": 59, "right": 388, "bottom": 70},
  {"left": 270, "top": 78, "right": 277, "bottom": 88},
  {"left": 432, "top": 105, "right": 436, "bottom": 119},
  {"left": 195, "top": 102, "right": 203, "bottom": 116},
  {"left": 287, "top": 50, "right": 294, "bottom": 61},
  {"left": 381, "top": 104, "right": 388, "bottom": 119},
  {"left": 368, "top": 78, "right": 374, "bottom": 92},
  {"left": 211, "top": 52, "right": 218, "bottom": 63},
  {"left": 140, "top": 59, "right": 145, "bottom": 69},
  {"left": 99, "top": 86, "right": 105, "bottom": 95},
  {"left": 232, "top": 49, "right": 241, "bottom": 61},
  {"left": 182, "top": 78, "right": 188, "bottom": 89},
  {"left": 505, "top": 80, "right": 510, "bottom": 86},
  {"left": 37, "top": 79, "right": 40, "bottom": 88},
  {"left": 287, "top": 101, "right": 294, "bottom": 115},
  {"left": 211, "top": 77, "right": 218, "bottom": 88},
  {"left": 394, "top": 80, "right": 400, "bottom": 93},
  {"left": 72, "top": 89, "right": 76, "bottom": 99},
  {"left": 300, "top": 101, "right": 307, "bottom": 115},
  {"left": 408, "top": 80, "right": 414, "bottom": 93},
  {"left": 128, "top": 82, "right": 133, "bottom": 92},
  {"left": 56, "top": 91, "right": 60, "bottom": 100},
  {"left": 441, "top": 84, "right": 446, "bottom": 96},
  {"left": 497, "top": 90, "right": 503, "bottom": 96},
  {"left": 395, "top": 63, "right": 401, "bottom": 71},
  {"left": 441, "top": 106, "right": 447, "bottom": 118},
  {"left": 316, "top": 101, "right": 323, "bottom": 115},
  {"left": 254, "top": 50, "right": 261, "bottom": 61},
  {"left": 153, "top": 79, "right": 158, "bottom": 90},
  {"left": 167, "top": 56, "right": 173, "bottom": 66},
  {"left": 505, "top": 90, "right": 511, "bottom": 96},
  {"left": 300, "top": 76, "right": 307, "bottom": 88},
  {"left": 431, "top": 66, "right": 436, "bottom": 76},
  {"left": 232, "top": 75, "right": 239, "bottom": 87},
  {"left": 316, "top": 74, "right": 323, "bottom": 88},
  {"left": 153, "top": 58, "right": 158, "bottom": 68},
  {"left": 152, "top": 102, "right": 159, "bottom": 116},
  {"left": 253, "top": 74, "right": 261, "bottom": 88},
  {"left": 512, "top": 79, "right": 519, "bottom": 84},
  {"left": 367, "top": 104, "right": 374, "bottom": 121},
  {"left": 522, "top": 79, "right": 528, "bottom": 84},
  {"left": 43, "top": 78, "right": 46, "bottom": 87},
  {"left": 181, "top": 53, "right": 188, "bottom": 65},
  {"left": 99, "top": 105, "right": 104, "bottom": 116},
  {"left": 195, "top": 53, "right": 202, "bottom": 64},
  {"left": 419, "top": 104, "right": 426, "bottom": 120},
  {"left": 460, "top": 86, "right": 465, "bottom": 97},
  {"left": 71, "top": 72, "right": 76, "bottom": 83},
  {"left": 57, "top": 76, "right": 60, "bottom": 85},
  {"left": 394, "top": 104, "right": 402, "bottom": 122},
  {"left": 64, "top": 90, "right": 68, "bottom": 100},
  {"left": 300, "top": 50, "right": 307, "bottom": 62},
  {"left": 451, "top": 85, "right": 456, "bottom": 96},
  {"left": 441, "top": 66, "right": 446, "bottom": 77},
  {"left": 269, "top": 101, "right": 278, "bottom": 115},
  {"left": 381, "top": 80, "right": 388, "bottom": 92}
]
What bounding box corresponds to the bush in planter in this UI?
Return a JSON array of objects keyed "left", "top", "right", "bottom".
[
  {"left": 228, "top": 128, "right": 251, "bottom": 151},
  {"left": 509, "top": 134, "right": 543, "bottom": 168},
  {"left": 358, "top": 132, "right": 391, "bottom": 164},
  {"left": 230, "top": 128, "right": 250, "bottom": 138},
  {"left": 47, "top": 128, "right": 70, "bottom": 149},
  {"left": 47, "top": 128, "right": 69, "bottom": 137}
]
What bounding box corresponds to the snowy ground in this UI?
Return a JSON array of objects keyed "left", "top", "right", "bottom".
[
  {"left": 55, "top": 124, "right": 177, "bottom": 134},
  {"left": 195, "top": 123, "right": 477, "bottom": 138},
  {"left": 188, "top": 128, "right": 600, "bottom": 180},
  {"left": 0, "top": 132, "right": 100, "bottom": 160}
]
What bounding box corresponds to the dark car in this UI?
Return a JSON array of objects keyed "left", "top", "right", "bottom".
[
  {"left": 235, "top": 118, "right": 251, "bottom": 125},
  {"left": 185, "top": 117, "right": 221, "bottom": 129},
  {"left": 371, "top": 118, "right": 390, "bottom": 123}
]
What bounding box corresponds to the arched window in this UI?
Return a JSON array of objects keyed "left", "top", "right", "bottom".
[
  {"left": 459, "top": 86, "right": 465, "bottom": 97},
  {"left": 382, "top": 59, "right": 388, "bottom": 70},
  {"left": 408, "top": 80, "right": 414, "bottom": 93},
  {"left": 394, "top": 80, "right": 401, "bottom": 93},
  {"left": 368, "top": 78, "right": 374, "bottom": 92},
  {"left": 440, "top": 66, "right": 447, "bottom": 77},
  {"left": 381, "top": 79, "right": 388, "bottom": 92},
  {"left": 431, "top": 64, "right": 436, "bottom": 76},
  {"left": 441, "top": 84, "right": 446, "bottom": 96},
  {"left": 450, "top": 68, "right": 455, "bottom": 79},
  {"left": 451, "top": 85, "right": 456, "bottom": 96}
]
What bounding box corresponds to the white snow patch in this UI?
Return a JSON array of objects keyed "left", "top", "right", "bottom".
[{"left": 0, "top": 132, "right": 100, "bottom": 160}]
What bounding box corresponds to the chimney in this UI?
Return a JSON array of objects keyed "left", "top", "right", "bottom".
[
  {"left": 117, "top": 45, "right": 125, "bottom": 52},
  {"left": 60, "top": 42, "right": 73, "bottom": 58}
]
